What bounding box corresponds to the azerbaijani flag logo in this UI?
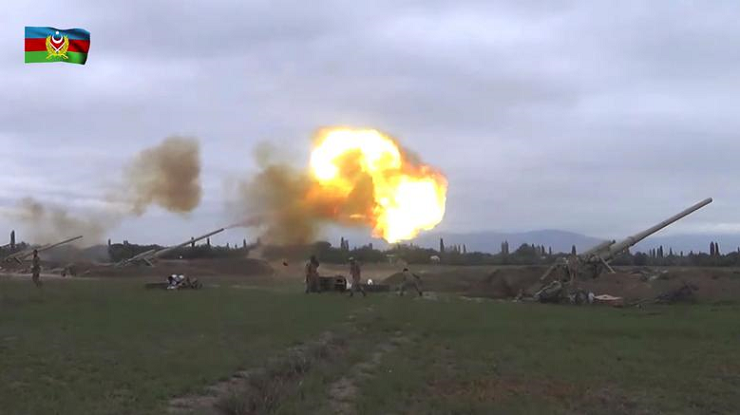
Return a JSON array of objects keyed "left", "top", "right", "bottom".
[{"left": 25, "top": 27, "right": 90, "bottom": 65}]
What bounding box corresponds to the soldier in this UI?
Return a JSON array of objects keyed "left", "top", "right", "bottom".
[
  {"left": 566, "top": 254, "right": 579, "bottom": 282},
  {"left": 399, "top": 267, "right": 423, "bottom": 297},
  {"left": 305, "top": 255, "right": 320, "bottom": 293},
  {"left": 31, "top": 249, "right": 41, "bottom": 288},
  {"left": 348, "top": 257, "right": 366, "bottom": 297}
]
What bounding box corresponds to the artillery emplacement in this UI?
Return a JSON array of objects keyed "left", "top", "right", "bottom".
[{"left": 541, "top": 198, "right": 713, "bottom": 282}]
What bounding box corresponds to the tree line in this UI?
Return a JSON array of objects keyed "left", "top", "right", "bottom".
[{"left": 5, "top": 229, "right": 740, "bottom": 268}]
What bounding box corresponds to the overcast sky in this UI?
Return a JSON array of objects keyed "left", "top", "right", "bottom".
[{"left": 1, "top": 0, "right": 738, "bottom": 246}]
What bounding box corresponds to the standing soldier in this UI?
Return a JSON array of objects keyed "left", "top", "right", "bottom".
[
  {"left": 31, "top": 249, "right": 42, "bottom": 288},
  {"left": 399, "top": 267, "right": 423, "bottom": 297},
  {"left": 566, "top": 254, "right": 579, "bottom": 282},
  {"left": 348, "top": 257, "right": 366, "bottom": 297},
  {"left": 305, "top": 255, "right": 320, "bottom": 293}
]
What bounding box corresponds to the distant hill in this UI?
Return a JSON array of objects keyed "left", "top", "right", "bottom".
[
  {"left": 412, "top": 230, "right": 736, "bottom": 255},
  {"left": 412, "top": 229, "right": 605, "bottom": 254}
]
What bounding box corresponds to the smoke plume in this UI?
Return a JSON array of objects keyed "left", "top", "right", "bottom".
[
  {"left": 2, "top": 136, "right": 203, "bottom": 247},
  {"left": 234, "top": 163, "right": 325, "bottom": 244},
  {"left": 11, "top": 197, "right": 110, "bottom": 245},
  {"left": 124, "top": 136, "right": 202, "bottom": 215}
]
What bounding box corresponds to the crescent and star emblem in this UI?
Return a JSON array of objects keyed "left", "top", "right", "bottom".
[{"left": 45, "top": 31, "right": 69, "bottom": 59}]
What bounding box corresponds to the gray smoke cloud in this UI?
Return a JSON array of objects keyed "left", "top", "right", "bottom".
[
  {"left": 10, "top": 197, "right": 110, "bottom": 246},
  {"left": 3, "top": 137, "right": 203, "bottom": 246},
  {"left": 124, "top": 136, "right": 202, "bottom": 215}
]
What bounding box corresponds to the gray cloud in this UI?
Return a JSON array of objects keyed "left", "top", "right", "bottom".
[{"left": 1, "top": 0, "right": 737, "bottom": 245}]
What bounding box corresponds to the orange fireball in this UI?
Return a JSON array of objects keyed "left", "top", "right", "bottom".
[{"left": 308, "top": 128, "right": 447, "bottom": 243}]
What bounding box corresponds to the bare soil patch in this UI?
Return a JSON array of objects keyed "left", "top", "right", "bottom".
[
  {"left": 326, "top": 333, "right": 412, "bottom": 415},
  {"left": 169, "top": 331, "right": 346, "bottom": 415}
]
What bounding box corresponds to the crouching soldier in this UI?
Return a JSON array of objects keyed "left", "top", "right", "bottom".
[
  {"left": 305, "top": 255, "right": 320, "bottom": 293},
  {"left": 399, "top": 267, "right": 422, "bottom": 297},
  {"left": 348, "top": 257, "right": 366, "bottom": 297}
]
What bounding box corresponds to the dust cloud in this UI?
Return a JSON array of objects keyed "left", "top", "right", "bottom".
[
  {"left": 124, "top": 136, "right": 202, "bottom": 215},
  {"left": 11, "top": 197, "right": 109, "bottom": 245},
  {"left": 3, "top": 136, "right": 204, "bottom": 246}
]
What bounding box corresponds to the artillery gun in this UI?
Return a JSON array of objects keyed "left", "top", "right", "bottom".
[
  {"left": 0, "top": 242, "right": 12, "bottom": 259},
  {"left": 541, "top": 198, "right": 713, "bottom": 282},
  {"left": 1, "top": 235, "right": 83, "bottom": 265},
  {"left": 114, "top": 227, "right": 227, "bottom": 267}
]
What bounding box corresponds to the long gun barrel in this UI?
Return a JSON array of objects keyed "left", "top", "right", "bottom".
[
  {"left": 581, "top": 240, "right": 616, "bottom": 258},
  {"left": 152, "top": 228, "right": 225, "bottom": 259},
  {"left": 607, "top": 198, "right": 712, "bottom": 257},
  {"left": 36, "top": 235, "right": 83, "bottom": 253},
  {"left": 113, "top": 248, "right": 157, "bottom": 267},
  {"left": 115, "top": 227, "right": 226, "bottom": 266},
  {"left": 2, "top": 235, "right": 83, "bottom": 263}
]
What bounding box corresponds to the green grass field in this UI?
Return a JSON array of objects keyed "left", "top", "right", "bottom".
[{"left": 1, "top": 278, "right": 738, "bottom": 414}]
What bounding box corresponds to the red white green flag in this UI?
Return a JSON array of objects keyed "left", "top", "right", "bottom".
[{"left": 25, "top": 27, "right": 90, "bottom": 65}]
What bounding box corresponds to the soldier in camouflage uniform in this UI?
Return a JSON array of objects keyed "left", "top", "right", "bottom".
[
  {"left": 399, "top": 268, "right": 423, "bottom": 297},
  {"left": 305, "top": 255, "right": 320, "bottom": 293},
  {"left": 31, "top": 249, "right": 42, "bottom": 288},
  {"left": 566, "top": 254, "right": 579, "bottom": 282},
  {"left": 348, "top": 258, "right": 366, "bottom": 297}
]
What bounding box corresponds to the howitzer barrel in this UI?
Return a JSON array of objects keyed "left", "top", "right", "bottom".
[
  {"left": 609, "top": 198, "right": 712, "bottom": 255},
  {"left": 581, "top": 239, "right": 616, "bottom": 257},
  {"left": 3, "top": 235, "right": 83, "bottom": 262},
  {"left": 129, "top": 249, "right": 157, "bottom": 261},
  {"left": 152, "top": 227, "right": 225, "bottom": 258},
  {"left": 115, "top": 227, "right": 226, "bottom": 266},
  {"left": 188, "top": 228, "right": 225, "bottom": 246},
  {"left": 113, "top": 248, "right": 157, "bottom": 267},
  {"left": 37, "top": 235, "right": 83, "bottom": 252}
]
